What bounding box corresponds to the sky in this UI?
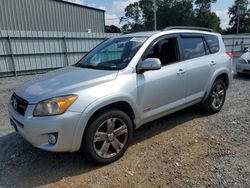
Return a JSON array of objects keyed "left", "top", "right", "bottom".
[{"left": 66, "top": 0, "right": 235, "bottom": 29}]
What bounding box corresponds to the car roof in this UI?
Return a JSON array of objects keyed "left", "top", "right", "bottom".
[
  {"left": 118, "top": 31, "right": 160, "bottom": 38},
  {"left": 117, "top": 29, "right": 218, "bottom": 39}
]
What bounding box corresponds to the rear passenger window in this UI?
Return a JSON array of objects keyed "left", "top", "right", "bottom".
[
  {"left": 205, "top": 35, "right": 220, "bottom": 54},
  {"left": 181, "top": 37, "right": 206, "bottom": 60}
]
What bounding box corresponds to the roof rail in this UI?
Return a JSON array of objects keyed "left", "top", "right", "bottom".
[{"left": 163, "top": 26, "right": 214, "bottom": 32}]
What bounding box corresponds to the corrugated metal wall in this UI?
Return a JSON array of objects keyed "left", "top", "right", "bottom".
[
  {"left": 0, "top": 0, "right": 105, "bottom": 33},
  {"left": 1, "top": 32, "right": 249, "bottom": 77},
  {"left": 223, "top": 35, "right": 250, "bottom": 53},
  {"left": 0, "top": 30, "right": 120, "bottom": 77}
]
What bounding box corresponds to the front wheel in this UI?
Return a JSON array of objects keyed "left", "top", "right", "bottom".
[
  {"left": 82, "top": 108, "right": 133, "bottom": 164},
  {"left": 202, "top": 79, "right": 226, "bottom": 114}
]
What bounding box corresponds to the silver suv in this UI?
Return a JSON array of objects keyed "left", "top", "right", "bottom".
[{"left": 8, "top": 27, "right": 233, "bottom": 164}]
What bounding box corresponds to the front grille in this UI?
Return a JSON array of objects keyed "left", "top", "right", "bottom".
[{"left": 11, "top": 93, "right": 28, "bottom": 115}]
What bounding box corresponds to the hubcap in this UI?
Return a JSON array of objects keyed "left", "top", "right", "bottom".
[
  {"left": 93, "top": 118, "right": 128, "bottom": 159},
  {"left": 211, "top": 83, "right": 225, "bottom": 109}
]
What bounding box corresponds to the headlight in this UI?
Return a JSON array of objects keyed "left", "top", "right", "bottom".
[
  {"left": 33, "top": 95, "right": 78, "bottom": 116},
  {"left": 238, "top": 58, "right": 247, "bottom": 64}
]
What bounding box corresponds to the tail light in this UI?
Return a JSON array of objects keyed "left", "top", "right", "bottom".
[{"left": 226, "top": 51, "right": 233, "bottom": 59}]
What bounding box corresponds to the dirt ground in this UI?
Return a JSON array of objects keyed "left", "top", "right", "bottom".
[{"left": 0, "top": 73, "right": 249, "bottom": 188}]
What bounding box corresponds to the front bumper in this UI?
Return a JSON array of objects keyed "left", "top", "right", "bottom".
[
  {"left": 8, "top": 102, "right": 82, "bottom": 152},
  {"left": 236, "top": 63, "right": 250, "bottom": 74}
]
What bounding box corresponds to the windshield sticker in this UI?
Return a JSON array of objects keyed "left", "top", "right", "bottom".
[{"left": 130, "top": 37, "right": 147, "bottom": 43}]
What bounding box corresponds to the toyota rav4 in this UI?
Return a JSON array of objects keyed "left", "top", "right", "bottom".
[{"left": 8, "top": 27, "right": 233, "bottom": 164}]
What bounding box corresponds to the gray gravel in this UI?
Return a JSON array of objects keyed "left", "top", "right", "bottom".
[{"left": 0, "top": 73, "right": 249, "bottom": 188}]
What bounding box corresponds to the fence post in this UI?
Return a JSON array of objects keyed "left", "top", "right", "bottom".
[
  {"left": 232, "top": 38, "right": 235, "bottom": 52},
  {"left": 241, "top": 37, "right": 244, "bottom": 52},
  {"left": 63, "top": 36, "right": 69, "bottom": 66},
  {"left": 8, "top": 35, "right": 17, "bottom": 76}
]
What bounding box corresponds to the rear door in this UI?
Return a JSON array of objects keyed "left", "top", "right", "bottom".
[{"left": 179, "top": 34, "right": 215, "bottom": 103}]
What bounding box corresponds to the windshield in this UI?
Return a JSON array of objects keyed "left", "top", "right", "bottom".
[{"left": 75, "top": 37, "right": 147, "bottom": 70}]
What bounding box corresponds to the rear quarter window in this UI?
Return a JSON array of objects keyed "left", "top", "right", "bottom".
[
  {"left": 205, "top": 35, "right": 220, "bottom": 54},
  {"left": 181, "top": 37, "right": 206, "bottom": 60}
]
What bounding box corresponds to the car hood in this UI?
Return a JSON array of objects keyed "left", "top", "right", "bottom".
[
  {"left": 241, "top": 52, "right": 250, "bottom": 60},
  {"left": 15, "top": 66, "right": 118, "bottom": 104}
]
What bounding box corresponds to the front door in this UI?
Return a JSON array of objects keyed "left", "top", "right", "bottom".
[{"left": 137, "top": 35, "right": 187, "bottom": 120}]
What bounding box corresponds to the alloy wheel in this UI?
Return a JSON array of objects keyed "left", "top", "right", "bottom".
[
  {"left": 211, "top": 83, "right": 225, "bottom": 109},
  {"left": 93, "top": 118, "right": 128, "bottom": 159}
]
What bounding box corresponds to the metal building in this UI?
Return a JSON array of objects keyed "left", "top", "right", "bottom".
[
  {"left": 0, "top": 0, "right": 120, "bottom": 77},
  {"left": 0, "top": 0, "right": 105, "bottom": 33}
]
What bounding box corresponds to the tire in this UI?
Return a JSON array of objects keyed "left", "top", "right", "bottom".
[
  {"left": 202, "top": 79, "right": 226, "bottom": 114},
  {"left": 82, "top": 108, "right": 133, "bottom": 165}
]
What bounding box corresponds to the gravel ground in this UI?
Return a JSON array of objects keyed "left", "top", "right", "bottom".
[{"left": 0, "top": 72, "right": 249, "bottom": 188}]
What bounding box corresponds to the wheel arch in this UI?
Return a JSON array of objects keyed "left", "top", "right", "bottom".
[
  {"left": 71, "top": 97, "right": 139, "bottom": 152},
  {"left": 85, "top": 101, "right": 136, "bottom": 129},
  {"left": 216, "top": 73, "right": 229, "bottom": 89},
  {"left": 203, "top": 70, "right": 230, "bottom": 101}
]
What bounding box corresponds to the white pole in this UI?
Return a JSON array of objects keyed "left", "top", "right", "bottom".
[
  {"left": 237, "top": 0, "right": 240, "bottom": 34},
  {"left": 154, "top": 0, "right": 157, "bottom": 31}
]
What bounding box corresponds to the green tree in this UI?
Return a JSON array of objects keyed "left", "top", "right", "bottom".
[
  {"left": 121, "top": 0, "right": 196, "bottom": 31},
  {"left": 196, "top": 12, "right": 221, "bottom": 32},
  {"left": 138, "top": 0, "right": 155, "bottom": 30},
  {"left": 121, "top": 0, "right": 222, "bottom": 33},
  {"left": 139, "top": 0, "right": 196, "bottom": 30},
  {"left": 228, "top": 0, "right": 250, "bottom": 33},
  {"left": 194, "top": 0, "right": 221, "bottom": 31},
  {"left": 105, "top": 25, "right": 121, "bottom": 33},
  {"left": 120, "top": 2, "right": 144, "bottom": 32},
  {"left": 157, "top": 0, "right": 196, "bottom": 29},
  {"left": 194, "top": 0, "right": 216, "bottom": 15}
]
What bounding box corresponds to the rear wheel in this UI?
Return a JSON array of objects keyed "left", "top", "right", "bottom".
[
  {"left": 82, "top": 108, "right": 133, "bottom": 164},
  {"left": 202, "top": 79, "right": 226, "bottom": 114}
]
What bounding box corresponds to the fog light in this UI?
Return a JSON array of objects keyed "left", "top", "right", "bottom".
[{"left": 48, "top": 133, "right": 57, "bottom": 145}]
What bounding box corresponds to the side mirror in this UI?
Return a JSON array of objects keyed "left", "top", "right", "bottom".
[
  {"left": 244, "top": 47, "right": 250, "bottom": 52},
  {"left": 138, "top": 58, "right": 162, "bottom": 73}
]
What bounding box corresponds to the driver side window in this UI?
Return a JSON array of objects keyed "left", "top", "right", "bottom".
[{"left": 144, "top": 37, "right": 180, "bottom": 66}]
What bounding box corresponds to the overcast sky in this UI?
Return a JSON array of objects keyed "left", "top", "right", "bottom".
[{"left": 66, "top": 0, "right": 235, "bottom": 29}]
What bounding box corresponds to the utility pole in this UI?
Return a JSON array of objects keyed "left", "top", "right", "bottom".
[
  {"left": 154, "top": 0, "right": 157, "bottom": 31},
  {"left": 236, "top": 0, "right": 240, "bottom": 34}
]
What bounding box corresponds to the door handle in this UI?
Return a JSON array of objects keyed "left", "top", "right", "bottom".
[
  {"left": 177, "top": 69, "right": 186, "bottom": 75},
  {"left": 210, "top": 61, "right": 216, "bottom": 66}
]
